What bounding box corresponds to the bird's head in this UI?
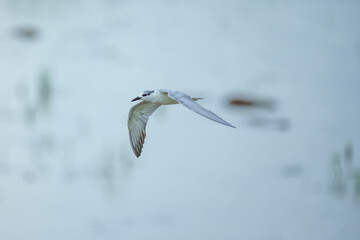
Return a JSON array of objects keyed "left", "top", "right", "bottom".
[{"left": 131, "top": 90, "right": 155, "bottom": 102}]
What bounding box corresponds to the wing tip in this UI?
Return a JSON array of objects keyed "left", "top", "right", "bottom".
[
  {"left": 225, "top": 123, "right": 236, "bottom": 128},
  {"left": 220, "top": 120, "right": 236, "bottom": 128},
  {"left": 133, "top": 143, "right": 143, "bottom": 158}
]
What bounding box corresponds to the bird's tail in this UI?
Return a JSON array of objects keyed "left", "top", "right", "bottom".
[{"left": 192, "top": 97, "right": 203, "bottom": 101}]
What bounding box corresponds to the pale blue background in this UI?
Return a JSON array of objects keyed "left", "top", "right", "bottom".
[{"left": 0, "top": 0, "right": 360, "bottom": 239}]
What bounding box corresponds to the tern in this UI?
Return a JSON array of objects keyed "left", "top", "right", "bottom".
[{"left": 128, "top": 89, "right": 235, "bottom": 157}]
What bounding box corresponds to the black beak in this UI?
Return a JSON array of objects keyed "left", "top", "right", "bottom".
[{"left": 131, "top": 96, "right": 141, "bottom": 102}]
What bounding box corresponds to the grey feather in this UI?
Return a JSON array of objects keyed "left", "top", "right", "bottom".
[
  {"left": 168, "top": 91, "right": 236, "bottom": 128},
  {"left": 128, "top": 101, "right": 161, "bottom": 157}
]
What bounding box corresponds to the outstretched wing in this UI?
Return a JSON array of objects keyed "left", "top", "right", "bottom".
[
  {"left": 168, "top": 91, "right": 235, "bottom": 128},
  {"left": 128, "top": 101, "right": 161, "bottom": 157}
]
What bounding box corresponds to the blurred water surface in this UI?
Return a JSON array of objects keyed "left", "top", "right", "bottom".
[{"left": 1, "top": 0, "right": 360, "bottom": 239}]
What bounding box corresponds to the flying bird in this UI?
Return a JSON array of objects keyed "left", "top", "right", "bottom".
[{"left": 128, "top": 89, "right": 235, "bottom": 157}]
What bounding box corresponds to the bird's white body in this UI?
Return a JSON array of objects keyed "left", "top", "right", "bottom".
[
  {"left": 141, "top": 89, "right": 178, "bottom": 105},
  {"left": 128, "top": 89, "right": 235, "bottom": 157}
]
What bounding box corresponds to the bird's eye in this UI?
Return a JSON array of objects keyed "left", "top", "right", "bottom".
[{"left": 142, "top": 94, "right": 146, "bottom": 97}]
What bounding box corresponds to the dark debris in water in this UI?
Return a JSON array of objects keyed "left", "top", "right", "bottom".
[
  {"left": 12, "top": 25, "right": 40, "bottom": 41},
  {"left": 344, "top": 141, "right": 353, "bottom": 163},
  {"left": 37, "top": 70, "right": 53, "bottom": 112},
  {"left": 248, "top": 117, "right": 290, "bottom": 131},
  {"left": 21, "top": 69, "right": 53, "bottom": 124},
  {"left": 352, "top": 171, "right": 360, "bottom": 200},
  {"left": 228, "top": 94, "right": 276, "bottom": 111},
  {"left": 226, "top": 92, "right": 289, "bottom": 131},
  {"left": 329, "top": 141, "right": 360, "bottom": 202}
]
